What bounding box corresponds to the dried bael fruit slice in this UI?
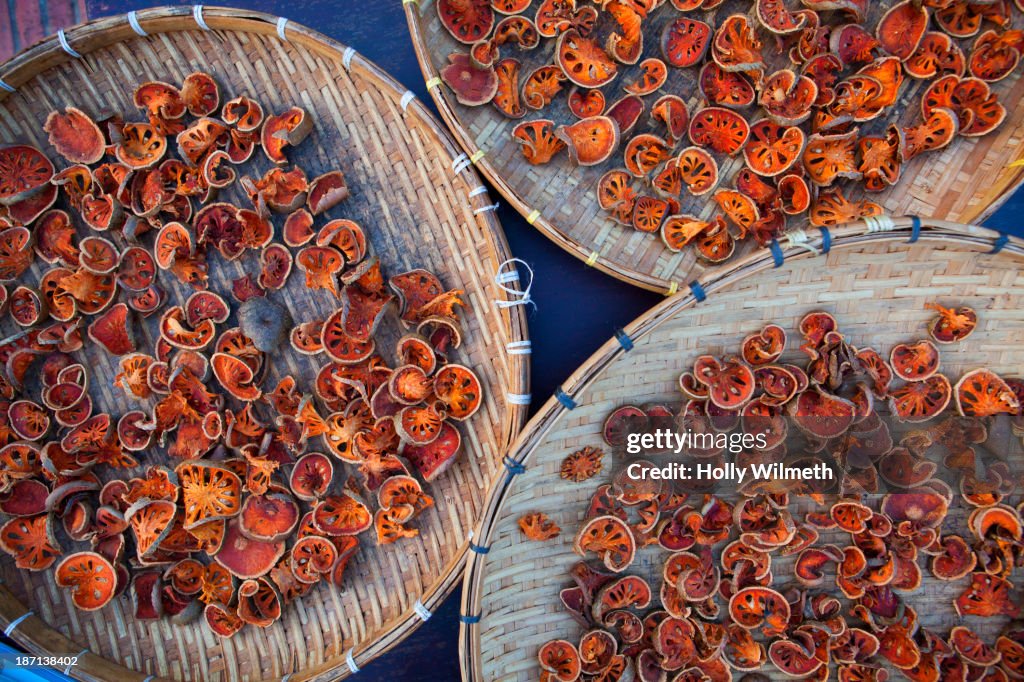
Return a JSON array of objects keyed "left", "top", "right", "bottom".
[
  {"left": 215, "top": 519, "right": 286, "bottom": 580},
  {"left": 0, "top": 145, "right": 54, "bottom": 205},
  {"left": 889, "top": 375, "right": 952, "bottom": 422},
  {"left": 44, "top": 107, "right": 105, "bottom": 164},
  {"left": 688, "top": 107, "right": 749, "bottom": 155},
  {"left": 401, "top": 421, "right": 461, "bottom": 482},
  {"left": 744, "top": 120, "right": 805, "bottom": 177},
  {"left": 557, "top": 29, "right": 618, "bottom": 88},
  {"left": 661, "top": 18, "right": 712, "bottom": 68},
  {"left": 699, "top": 63, "right": 755, "bottom": 108},
  {"left": 926, "top": 303, "right": 977, "bottom": 344},
  {"left": 876, "top": 0, "right": 928, "bottom": 60},
  {"left": 561, "top": 446, "right": 604, "bottom": 482},
  {"left": 568, "top": 88, "right": 605, "bottom": 118},
  {"left": 438, "top": 0, "right": 494, "bottom": 44},
  {"left": 955, "top": 369, "right": 1020, "bottom": 417},
  {"left": 54, "top": 551, "right": 118, "bottom": 611},
  {"left": 890, "top": 340, "right": 941, "bottom": 381},
  {"left": 556, "top": 116, "right": 619, "bottom": 167},
  {"left": 519, "top": 511, "right": 561, "bottom": 540},
  {"left": 539, "top": 640, "right": 582, "bottom": 682},
  {"left": 261, "top": 107, "right": 312, "bottom": 164},
  {"left": 573, "top": 515, "right": 636, "bottom": 572},
  {"left": 512, "top": 119, "right": 566, "bottom": 165}
]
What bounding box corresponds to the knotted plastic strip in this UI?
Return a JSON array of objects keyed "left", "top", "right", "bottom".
[
  {"left": 768, "top": 239, "right": 785, "bottom": 268},
  {"left": 345, "top": 649, "right": 360, "bottom": 674},
  {"left": 57, "top": 29, "right": 82, "bottom": 58},
  {"left": 276, "top": 17, "right": 289, "bottom": 41},
  {"left": 863, "top": 215, "right": 897, "bottom": 233},
  {"left": 127, "top": 11, "right": 147, "bottom": 36},
  {"left": 452, "top": 153, "right": 471, "bottom": 174},
  {"left": 990, "top": 232, "right": 1010, "bottom": 254},
  {"left": 413, "top": 600, "right": 432, "bottom": 622},
  {"left": 0, "top": 78, "right": 14, "bottom": 93},
  {"left": 474, "top": 202, "right": 500, "bottom": 215},
  {"left": 555, "top": 387, "right": 578, "bottom": 410},
  {"left": 192, "top": 5, "right": 210, "bottom": 31},
  {"left": 506, "top": 392, "right": 531, "bottom": 405},
  {"left": 503, "top": 455, "right": 526, "bottom": 476},
  {"left": 469, "top": 541, "right": 490, "bottom": 554},
  {"left": 505, "top": 340, "right": 532, "bottom": 355},
  {"left": 614, "top": 329, "right": 633, "bottom": 351},
  {"left": 689, "top": 281, "right": 707, "bottom": 302},
  {"left": 343, "top": 47, "right": 356, "bottom": 71},
  {"left": 399, "top": 90, "right": 415, "bottom": 112},
  {"left": 493, "top": 258, "right": 533, "bottom": 310},
  {"left": 908, "top": 215, "right": 922, "bottom": 243},
  {"left": 782, "top": 228, "right": 821, "bottom": 256},
  {"left": 3, "top": 611, "right": 33, "bottom": 637},
  {"left": 460, "top": 613, "right": 482, "bottom": 624}
]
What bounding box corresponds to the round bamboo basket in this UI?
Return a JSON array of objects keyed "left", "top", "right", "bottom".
[
  {"left": 0, "top": 6, "right": 530, "bottom": 681},
  {"left": 405, "top": 0, "right": 1024, "bottom": 293},
  {"left": 458, "top": 219, "right": 1024, "bottom": 681}
]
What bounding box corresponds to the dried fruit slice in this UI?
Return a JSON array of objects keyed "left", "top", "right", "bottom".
[
  {"left": 239, "top": 493, "right": 300, "bottom": 543},
  {"left": 44, "top": 107, "right": 105, "bottom": 164},
  {"left": 926, "top": 303, "right": 977, "bottom": 343},
  {"left": 561, "top": 446, "right": 603, "bottom": 482},
  {"left": 556, "top": 116, "right": 619, "bottom": 166},
  {"left": 661, "top": 215, "right": 710, "bottom": 252},
  {"left": 744, "top": 120, "right": 804, "bottom": 177},
  {"left": 176, "top": 461, "right": 243, "bottom": 529},
  {"left": 313, "top": 493, "right": 372, "bottom": 536},
  {"left": 522, "top": 66, "right": 565, "bottom": 110},
  {"left": 803, "top": 130, "right": 860, "bottom": 186},
  {"left": 0, "top": 514, "right": 61, "bottom": 571},
  {"left": 434, "top": 364, "right": 483, "bottom": 420},
  {"left": 55, "top": 551, "right": 118, "bottom": 610},
  {"left": 729, "top": 586, "right": 790, "bottom": 637},
  {"left": 623, "top": 59, "right": 668, "bottom": 97},
  {"left": 557, "top": 29, "right": 618, "bottom": 88},
  {"left": 789, "top": 386, "right": 856, "bottom": 438},
  {"left": 307, "top": 170, "right": 350, "bottom": 215},
  {"left": 889, "top": 375, "right": 952, "bottom": 422},
  {"left": 519, "top": 511, "right": 561, "bottom": 540},
  {"left": 661, "top": 18, "right": 712, "bottom": 68},
  {"left": 493, "top": 58, "right": 525, "bottom": 118},
  {"left": 512, "top": 119, "right": 566, "bottom": 165},
  {"left": 261, "top": 107, "right": 312, "bottom": 164},
  {"left": 876, "top": 0, "right": 928, "bottom": 60},
  {"left": 115, "top": 123, "right": 166, "bottom": 169},
  {"left": 438, "top": 0, "right": 494, "bottom": 44},
  {"left": 574, "top": 515, "right": 636, "bottom": 572},
  {"left": 969, "top": 29, "right": 1023, "bottom": 82},
  {"left": 0, "top": 145, "right": 54, "bottom": 205},
  {"left": 894, "top": 108, "right": 959, "bottom": 162},
  {"left": 760, "top": 70, "right": 818, "bottom": 126},
  {"left": 955, "top": 369, "right": 1020, "bottom": 417},
  {"left": 539, "top": 640, "right": 582, "bottom": 682},
  {"left": 809, "top": 188, "right": 882, "bottom": 227},
  {"left": 181, "top": 72, "right": 219, "bottom": 117},
  {"left": 756, "top": 0, "right": 807, "bottom": 34},
  {"left": 713, "top": 14, "right": 764, "bottom": 73},
  {"left": 604, "top": 95, "right": 644, "bottom": 138},
  {"left": 688, "top": 107, "right": 750, "bottom": 155},
  {"left": 699, "top": 63, "right": 755, "bottom": 108},
  {"left": 651, "top": 95, "right": 689, "bottom": 142},
  {"left": 676, "top": 147, "right": 719, "bottom": 195},
  {"left": 568, "top": 88, "right": 605, "bottom": 118},
  {"left": 215, "top": 519, "right": 285, "bottom": 579},
  {"left": 694, "top": 218, "right": 735, "bottom": 263},
  {"left": 890, "top": 340, "right": 941, "bottom": 381}
]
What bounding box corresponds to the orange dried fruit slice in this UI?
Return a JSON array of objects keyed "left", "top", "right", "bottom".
[
  {"left": 556, "top": 116, "right": 619, "bottom": 167},
  {"left": 661, "top": 215, "right": 710, "bottom": 253},
  {"left": 955, "top": 369, "right": 1020, "bottom": 417},
  {"left": 688, "top": 107, "right": 750, "bottom": 155},
  {"left": 676, "top": 146, "right": 719, "bottom": 196},
  {"left": 55, "top": 551, "right": 118, "bottom": 610},
  {"left": 512, "top": 119, "right": 566, "bottom": 165},
  {"left": 557, "top": 29, "right": 618, "bottom": 88},
  {"left": 115, "top": 123, "right": 167, "bottom": 169},
  {"left": 623, "top": 58, "right": 668, "bottom": 96},
  {"left": 437, "top": 0, "right": 494, "bottom": 44},
  {"left": 661, "top": 17, "right": 712, "bottom": 68},
  {"left": 876, "top": 0, "right": 928, "bottom": 60},
  {"left": 493, "top": 58, "right": 525, "bottom": 119},
  {"left": 176, "top": 461, "right": 243, "bottom": 529},
  {"left": 0, "top": 145, "right": 54, "bottom": 205},
  {"left": 699, "top": 62, "right": 755, "bottom": 108},
  {"left": 889, "top": 375, "right": 952, "bottom": 422},
  {"left": 0, "top": 514, "right": 61, "bottom": 571},
  {"left": 573, "top": 514, "right": 636, "bottom": 572},
  {"left": 433, "top": 364, "right": 483, "bottom": 420},
  {"left": 519, "top": 512, "right": 561, "bottom": 540},
  {"left": 743, "top": 120, "right": 805, "bottom": 177},
  {"left": 43, "top": 107, "right": 105, "bottom": 164},
  {"left": 522, "top": 65, "right": 565, "bottom": 110},
  {"left": 567, "top": 87, "right": 605, "bottom": 118},
  {"left": 926, "top": 302, "right": 977, "bottom": 344},
  {"left": 561, "top": 446, "right": 604, "bottom": 482}
]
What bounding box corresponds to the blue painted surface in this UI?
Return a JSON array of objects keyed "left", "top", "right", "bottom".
[{"left": 1, "top": 0, "right": 1019, "bottom": 679}]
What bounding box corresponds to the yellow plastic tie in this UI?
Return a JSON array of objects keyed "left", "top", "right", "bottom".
[
  {"left": 585, "top": 251, "right": 598, "bottom": 267},
  {"left": 403, "top": 0, "right": 418, "bottom": 5},
  {"left": 470, "top": 149, "right": 485, "bottom": 164},
  {"left": 1009, "top": 158, "right": 1024, "bottom": 168},
  {"left": 526, "top": 209, "right": 541, "bottom": 225},
  {"left": 425, "top": 76, "right": 441, "bottom": 90},
  {"left": 665, "top": 281, "right": 679, "bottom": 296}
]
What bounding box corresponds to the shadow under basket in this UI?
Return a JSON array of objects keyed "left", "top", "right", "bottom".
[
  {"left": 459, "top": 218, "right": 1023, "bottom": 681},
  {"left": 0, "top": 6, "right": 530, "bottom": 682}
]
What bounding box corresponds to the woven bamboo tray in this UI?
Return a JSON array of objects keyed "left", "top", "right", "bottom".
[
  {"left": 459, "top": 219, "right": 1024, "bottom": 681},
  {"left": 0, "top": 6, "right": 531, "bottom": 681},
  {"left": 405, "top": 0, "right": 1024, "bottom": 294}
]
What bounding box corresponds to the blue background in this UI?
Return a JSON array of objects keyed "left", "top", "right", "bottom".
[{"left": 4, "top": 0, "right": 1024, "bottom": 680}]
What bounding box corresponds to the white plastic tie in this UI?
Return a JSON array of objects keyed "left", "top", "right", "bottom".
[
  {"left": 863, "top": 215, "right": 897, "bottom": 233},
  {"left": 281, "top": 675, "right": 292, "bottom": 682},
  {"left": 4, "top": 611, "right": 33, "bottom": 637},
  {"left": 474, "top": 202, "right": 500, "bottom": 215},
  {"left": 142, "top": 677, "right": 155, "bottom": 682},
  {"left": 192, "top": 5, "right": 210, "bottom": 31},
  {"left": 343, "top": 47, "right": 356, "bottom": 71},
  {"left": 506, "top": 393, "right": 532, "bottom": 405},
  {"left": 469, "top": 186, "right": 488, "bottom": 198},
  {"left": 345, "top": 649, "right": 360, "bottom": 674},
  {"left": 399, "top": 90, "right": 415, "bottom": 111},
  {"left": 127, "top": 11, "right": 147, "bottom": 36},
  {"left": 66, "top": 650, "right": 88, "bottom": 675},
  {"left": 451, "top": 152, "right": 471, "bottom": 175},
  {"left": 57, "top": 29, "right": 82, "bottom": 58},
  {"left": 0, "top": 78, "right": 14, "bottom": 93},
  {"left": 276, "top": 17, "right": 289, "bottom": 41},
  {"left": 413, "top": 600, "right": 432, "bottom": 622},
  {"left": 783, "top": 228, "right": 821, "bottom": 256},
  {"left": 506, "top": 340, "right": 532, "bottom": 355}
]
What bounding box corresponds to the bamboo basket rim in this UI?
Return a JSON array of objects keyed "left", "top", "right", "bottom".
[
  {"left": 0, "top": 6, "right": 531, "bottom": 681},
  {"left": 457, "top": 218, "right": 1024, "bottom": 681},
  {"left": 403, "top": 1, "right": 1024, "bottom": 295}
]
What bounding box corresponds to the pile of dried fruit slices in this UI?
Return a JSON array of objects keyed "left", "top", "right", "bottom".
[
  {"left": 534, "top": 305, "right": 1023, "bottom": 681},
  {"left": 435, "top": 0, "right": 1020, "bottom": 263},
  {"left": 0, "top": 71, "right": 485, "bottom": 638}
]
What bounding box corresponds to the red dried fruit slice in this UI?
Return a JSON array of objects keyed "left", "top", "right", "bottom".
[
  {"left": 604, "top": 95, "right": 644, "bottom": 138},
  {"left": 713, "top": 190, "right": 759, "bottom": 238},
  {"left": 519, "top": 511, "right": 561, "bottom": 540},
  {"left": 926, "top": 303, "right": 977, "bottom": 343},
  {"left": 402, "top": 420, "right": 461, "bottom": 482},
  {"left": 951, "top": 78, "right": 1006, "bottom": 137},
  {"left": 894, "top": 108, "right": 959, "bottom": 162},
  {"left": 694, "top": 218, "right": 735, "bottom": 263},
  {"left": 890, "top": 340, "right": 941, "bottom": 381},
  {"left": 760, "top": 69, "right": 818, "bottom": 126},
  {"left": 441, "top": 53, "right": 498, "bottom": 106},
  {"left": 876, "top": 0, "right": 928, "bottom": 60},
  {"left": 931, "top": 535, "right": 976, "bottom": 580},
  {"left": 434, "top": 364, "right": 483, "bottom": 420},
  {"left": 789, "top": 386, "right": 856, "bottom": 438},
  {"left": 729, "top": 586, "right": 790, "bottom": 637},
  {"left": 889, "top": 375, "right": 952, "bottom": 422},
  {"left": 0, "top": 145, "right": 54, "bottom": 205},
  {"left": 574, "top": 515, "right": 636, "bottom": 572},
  {"left": 44, "top": 107, "right": 105, "bottom": 164},
  {"left": 597, "top": 169, "right": 634, "bottom": 210},
  {"left": 87, "top": 303, "right": 136, "bottom": 356},
  {"left": 688, "top": 107, "right": 750, "bottom": 155},
  {"left": 858, "top": 132, "right": 902, "bottom": 192},
  {"left": 512, "top": 119, "right": 566, "bottom": 165},
  {"left": 956, "top": 573, "right": 1019, "bottom": 617},
  {"left": 438, "top": 0, "right": 494, "bottom": 44},
  {"left": 0, "top": 514, "right": 61, "bottom": 571},
  {"left": 313, "top": 493, "right": 372, "bottom": 536},
  {"left": 624, "top": 58, "right": 667, "bottom": 97},
  {"left": 676, "top": 147, "right": 719, "bottom": 196},
  {"left": 259, "top": 243, "right": 294, "bottom": 291},
  {"left": 756, "top": 0, "right": 807, "bottom": 34},
  {"left": 809, "top": 188, "right": 882, "bottom": 227},
  {"left": 539, "top": 640, "right": 582, "bottom": 682},
  {"left": 261, "top": 107, "right": 312, "bottom": 164},
  {"left": 969, "top": 29, "right": 1023, "bottom": 82},
  {"left": 624, "top": 134, "right": 671, "bottom": 178},
  {"left": 803, "top": 130, "right": 860, "bottom": 186},
  {"left": 769, "top": 638, "right": 823, "bottom": 677},
  {"left": 55, "top": 551, "right": 117, "bottom": 610},
  {"left": 295, "top": 246, "right": 342, "bottom": 295},
  {"left": 494, "top": 16, "right": 539, "bottom": 49},
  {"left": 744, "top": 120, "right": 804, "bottom": 177},
  {"left": 556, "top": 116, "right": 619, "bottom": 166},
  {"left": 713, "top": 14, "right": 764, "bottom": 73},
  {"left": 699, "top": 63, "right": 755, "bottom": 108},
  {"left": 221, "top": 95, "right": 264, "bottom": 132},
  {"left": 215, "top": 519, "right": 285, "bottom": 579},
  {"left": 522, "top": 66, "right": 565, "bottom": 110},
  {"left": 115, "top": 123, "right": 166, "bottom": 169},
  {"left": 181, "top": 72, "right": 219, "bottom": 117},
  {"left": 651, "top": 95, "right": 689, "bottom": 143},
  {"left": 661, "top": 215, "right": 710, "bottom": 253},
  {"left": 557, "top": 29, "right": 618, "bottom": 88},
  {"left": 631, "top": 196, "right": 669, "bottom": 234},
  {"left": 955, "top": 369, "right": 1020, "bottom": 417},
  {"left": 493, "top": 58, "right": 525, "bottom": 118},
  {"left": 239, "top": 493, "right": 299, "bottom": 543},
  {"left": 906, "top": 32, "right": 965, "bottom": 79},
  {"left": 742, "top": 324, "right": 786, "bottom": 366},
  {"left": 661, "top": 17, "right": 712, "bottom": 68},
  {"left": 568, "top": 88, "right": 605, "bottom": 118}
]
